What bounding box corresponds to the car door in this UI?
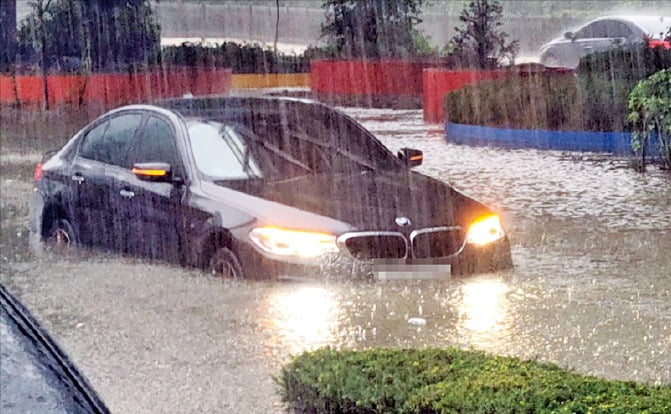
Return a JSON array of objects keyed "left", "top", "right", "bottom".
[
  {"left": 572, "top": 21, "right": 616, "bottom": 62},
  {"left": 85, "top": 112, "right": 143, "bottom": 252},
  {"left": 67, "top": 119, "right": 111, "bottom": 247},
  {"left": 602, "top": 20, "right": 637, "bottom": 48},
  {"left": 69, "top": 113, "right": 142, "bottom": 250},
  {"left": 124, "top": 114, "right": 186, "bottom": 261}
]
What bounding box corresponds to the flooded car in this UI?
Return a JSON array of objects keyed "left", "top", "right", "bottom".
[
  {"left": 540, "top": 15, "right": 671, "bottom": 67},
  {"left": 0, "top": 284, "right": 109, "bottom": 413},
  {"left": 28, "top": 97, "right": 511, "bottom": 278}
]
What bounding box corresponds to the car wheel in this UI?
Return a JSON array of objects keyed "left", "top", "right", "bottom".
[
  {"left": 45, "top": 219, "right": 77, "bottom": 252},
  {"left": 208, "top": 247, "right": 244, "bottom": 279}
]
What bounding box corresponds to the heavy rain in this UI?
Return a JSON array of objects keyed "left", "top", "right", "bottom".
[{"left": 1, "top": 1, "right": 671, "bottom": 413}]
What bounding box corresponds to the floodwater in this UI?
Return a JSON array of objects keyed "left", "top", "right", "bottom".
[{"left": 1, "top": 107, "right": 670, "bottom": 413}]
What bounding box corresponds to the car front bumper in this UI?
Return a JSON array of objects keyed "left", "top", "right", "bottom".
[{"left": 237, "top": 236, "right": 512, "bottom": 279}]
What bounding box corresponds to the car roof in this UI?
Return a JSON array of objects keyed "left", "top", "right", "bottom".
[
  {"left": 157, "top": 95, "right": 332, "bottom": 118},
  {"left": 591, "top": 15, "right": 671, "bottom": 37}
]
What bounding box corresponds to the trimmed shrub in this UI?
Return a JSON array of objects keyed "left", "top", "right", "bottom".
[
  {"left": 577, "top": 44, "right": 671, "bottom": 132},
  {"left": 443, "top": 71, "right": 584, "bottom": 131},
  {"left": 161, "top": 43, "right": 310, "bottom": 74},
  {"left": 278, "top": 348, "right": 671, "bottom": 413},
  {"left": 443, "top": 46, "right": 671, "bottom": 134}
]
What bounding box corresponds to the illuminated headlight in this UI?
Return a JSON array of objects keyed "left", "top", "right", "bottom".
[
  {"left": 249, "top": 226, "right": 339, "bottom": 258},
  {"left": 466, "top": 215, "right": 505, "bottom": 246}
]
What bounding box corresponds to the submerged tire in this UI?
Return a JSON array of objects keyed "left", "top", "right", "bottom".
[
  {"left": 208, "top": 247, "right": 245, "bottom": 279},
  {"left": 45, "top": 219, "right": 78, "bottom": 252}
]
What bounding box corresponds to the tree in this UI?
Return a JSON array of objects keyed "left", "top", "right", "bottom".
[
  {"left": 320, "top": 0, "right": 429, "bottom": 59},
  {"left": 447, "top": 0, "right": 519, "bottom": 69},
  {"left": 0, "top": 0, "right": 17, "bottom": 73},
  {"left": 17, "top": 0, "right": 161, "bottom": 73}
]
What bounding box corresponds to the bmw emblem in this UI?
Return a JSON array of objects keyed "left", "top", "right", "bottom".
[{"left": 395, "top": 216, "right": 411, "bottom": 227}]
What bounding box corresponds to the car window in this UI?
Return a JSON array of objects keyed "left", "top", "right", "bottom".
[
  {"left": 603, "top": 21, "right": 635, "bottom": 38},
  {"left": 576, "top": 21, "right": 609, "bottom": 38},
  {"left": 79, "top": 113, "right": 142, "bottom": 168},
  {"left": 1, "top": 287, "right": 108, "bottom": 414},
  {"left": 78, "top": 120, "right": 109, "bottom": 163},
  {"left": 131, "top": 116, "right": 182, "bottom": 176},
  {"left": 188, "top": 122, "right": 264, "bottom": 179}
]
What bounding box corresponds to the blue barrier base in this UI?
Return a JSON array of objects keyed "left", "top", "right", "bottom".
[{"left": 444, "top": 122, "right": 660, "bottom": 157}]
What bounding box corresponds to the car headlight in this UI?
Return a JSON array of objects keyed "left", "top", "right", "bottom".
[
  {"left": 466, "top": 215, "right": 505, "bottom": 246},
  {"left": 249, "top": 226, "right": 339, "bottom": 258}
]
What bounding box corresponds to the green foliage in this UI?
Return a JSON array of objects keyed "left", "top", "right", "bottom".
[
  {"left": 278, "top": 348, "right": 671, "bottom": 413},
  {"left": 628, "top": 69, "right": 671, "bottom": 169},
  {"left": 17, "top": 0, "right": 161, "bottom": 72},
  {"left": 161, "top": 43, "right": 309, "bottom": 74},
  {"left": 443, "top": 71, "right": 584, "bottom": 130},
  {"left": 577, "top": 44, "right": 671, "bottom": 133},
  {"left": 447, "top": 0, "right": 519, "bottom": 69},
  {"left": 320, "top": 0, "right": 431, "bottom": 59}
]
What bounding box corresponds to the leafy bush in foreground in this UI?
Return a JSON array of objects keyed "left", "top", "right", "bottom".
[
  {"left": 628, "top": 69, "right": 671, "bottom": 170},
  {"left": 278, "top": 348, "right": 671, "bottom": 413}
]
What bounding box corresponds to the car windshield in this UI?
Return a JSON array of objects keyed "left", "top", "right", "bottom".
[{"left": 186, "top": 113, "right": 402, "bottom": 181}]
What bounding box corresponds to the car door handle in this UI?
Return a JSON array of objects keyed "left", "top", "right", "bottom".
[
  {"left": 119, "top": 189, "right": 135, "bottom": 199},
  {"left": 71, "top": 173, "right": 85, "bottom": 184},
  {"left": 583, "top": 46, "right": 593, "bottom": 50}
]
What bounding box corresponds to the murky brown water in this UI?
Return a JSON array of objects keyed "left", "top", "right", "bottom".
[{"left": 1, "top": 107, "right": 670, "bottom": 413}]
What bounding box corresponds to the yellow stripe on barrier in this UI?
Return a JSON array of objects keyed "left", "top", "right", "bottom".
[{"left": 231, "top": 73, "right": 310, "bottom": 89}]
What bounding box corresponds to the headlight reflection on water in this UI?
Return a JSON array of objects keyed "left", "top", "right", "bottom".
[
  {"left": 458, "top": 277, "right": 511, "bottom": 348},
  {"left": 263, "top": 286, "right": 340, "bottom": 353}
]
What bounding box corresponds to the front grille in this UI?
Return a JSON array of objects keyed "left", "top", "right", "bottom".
[
  {"left": 410, "top": 227, "right": 465, "bottom": 259},
  {"left": 337, "top": 232, "right": 408, "bottom": 260}
]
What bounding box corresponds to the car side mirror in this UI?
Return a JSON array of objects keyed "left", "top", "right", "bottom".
[
  {"left": 398, "top": 148, "right": 423, "bottom": 168},
  {"left": 564, "top": 31, "right": 574, "bottom": 40},
  {"left": 132, "top": 162, "right": 173, "bottom": 183}
]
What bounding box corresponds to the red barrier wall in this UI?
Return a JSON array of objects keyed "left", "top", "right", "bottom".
[
  {"left": 422, "top": 69, "right": 511, "bottom": 123},
  {"left": 0, "top": 68, "right": 232, "bottom": 108},
  {"left": 311, "top": 60, "right": 426, "bottom": 98}
]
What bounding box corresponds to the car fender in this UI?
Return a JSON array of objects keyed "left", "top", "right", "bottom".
[{"left": 183, "top": 190, "right": 257, "bottom": 268}]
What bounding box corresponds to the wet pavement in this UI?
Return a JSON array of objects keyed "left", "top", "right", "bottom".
[{"left": 1, "top": 107, "right": 670, "bottom": 413}]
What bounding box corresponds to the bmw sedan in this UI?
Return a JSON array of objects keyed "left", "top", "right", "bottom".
[
  {"left": 29, "top": 96, "right": 512, "bottom": 278},
  {"left": 539, "top": 15, "right": 671, "bottom": 68}
]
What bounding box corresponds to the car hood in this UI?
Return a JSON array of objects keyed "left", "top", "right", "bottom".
[{"left": 216, "top": 171, "right": 492, "bottom": 232}]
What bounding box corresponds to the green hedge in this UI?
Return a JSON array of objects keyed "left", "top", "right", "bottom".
[
  {"left": 278, "top": 348, "right": 671, "bottom": 413},
  {"left": 161, "top": 42, "right": 310, "bottom": 74},
  {"left": 443, "top": 72, "right": 584, "bottom": 131},
  {"left": 577, "top": 45, "right": 671, "bottom": 132},
  {"left": 443, "top": 45, "right": 671, "bottom": 133}
]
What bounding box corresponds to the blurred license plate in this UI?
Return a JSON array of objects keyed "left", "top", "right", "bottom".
[{"left": 372, "top": 259, "right": 451, "bottom": 280}]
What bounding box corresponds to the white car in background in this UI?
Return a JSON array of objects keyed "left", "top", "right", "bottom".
[{"left": 539, "top": 15, "right": 671, "bottom": 68}]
